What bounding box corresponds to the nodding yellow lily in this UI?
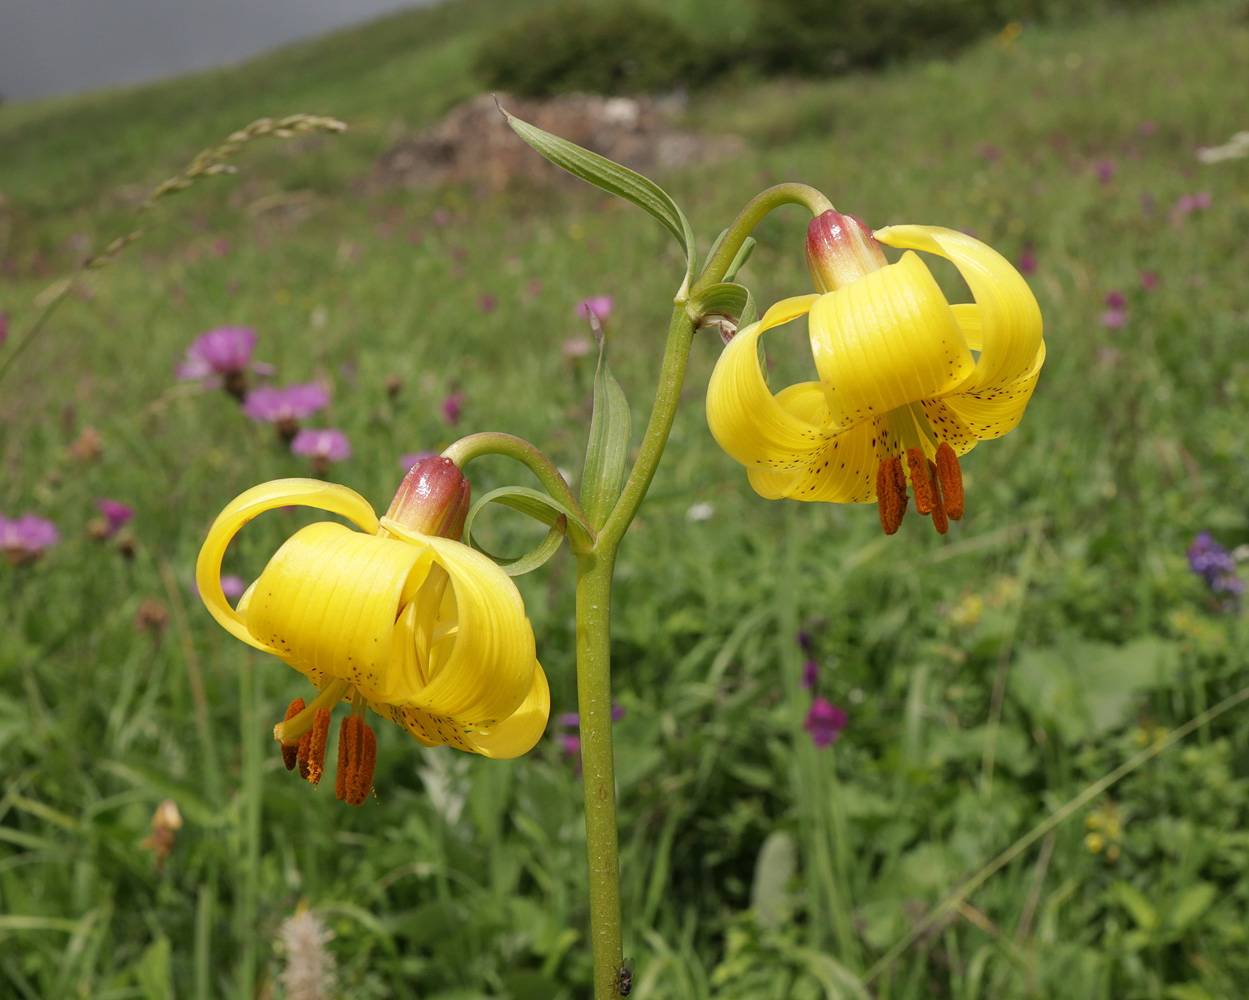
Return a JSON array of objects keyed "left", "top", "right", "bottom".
[
  {"left": 706, "top": 211, "right": 1044, "bottom": 535},
  {"left": 195, "top": 458, "right": 549, "bottom": 804}
]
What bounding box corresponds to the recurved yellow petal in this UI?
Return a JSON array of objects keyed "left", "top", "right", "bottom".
[
  {"left": 706, "top": 294, "right": 828, "bottom": 471},
  {"left": 243, "top": 522, "right": 435, "bottom": 698},
  {"left": 808, "top": 251, "right": 975, "bottom": 429},
  {"left": 939, "top": 337, "right": 1047, "bottom": 440},
  {"left": 748, "top": 416, "right": 886, "bottom": 503},
  {"left": 463, "top": 664, "right": 551, "bottom": 758},
  {"left": 874, "top": 225, "right": 1042, "bottom": 394},
  {"left": 195, "top": 479, "right": 380, "bottom": 651}
]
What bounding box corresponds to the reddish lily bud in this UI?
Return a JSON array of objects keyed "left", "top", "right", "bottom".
[
  {"left": 806, "top": 210, "right": 888, "bottom": 292},
  {"left": 385, "top": 455, "right": 471, "bottom": 540}
]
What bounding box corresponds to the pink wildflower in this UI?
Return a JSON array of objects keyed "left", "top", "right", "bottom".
[
  {"left": 399, "top": 450, "right": 439, "bottom": 471},
  {"left": 291, "top": 428, "right": 351, "bottom": 476},
  {"left": 1, "top": 513, "right": 59, "bottom": 565},
  {"left": 95, "top": 498, "right": 135, "bottom": 538},
  {"left": 477, "top": 294, "right": 498, "bottom": 313},
  {"left": 1094, "top": 159, "right": 1116, "bottom": 184},
  {"left": 0, "top": 312, "right": 8, "bottom": 347},
  {"left": 441, "top": 392, "right": 464, "bottom": 426},
  {"left": 1018, "top": 246, "right": 1037, "bottom": 275},
  {"left": 804, "top": 698, "right": 848, "bottom": 749},
  {"left": 1140, "top": 270, "right": 1160, "bottom": 291},
  {"left": 243, "top": 383, "right": 330, "bottom": 442},
  {"left": 177, "top": 327, "right": 273, "bottom": 399},
  {"left": 575, "top": 296, "right": 614, "bottom": 322}
]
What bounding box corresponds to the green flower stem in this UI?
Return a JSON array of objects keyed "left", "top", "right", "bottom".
[
  {"left": 575, "top": 184, "right": 833, "bottom": 997},
  {"left": 692, "top": 183, "right": 832, "bottom": 297},
  {"left": 575, "top": 546, "right": 623, "bottom": 1000},
  {"left": 443, "top": 431, "right": 594, "bottom": 548}
]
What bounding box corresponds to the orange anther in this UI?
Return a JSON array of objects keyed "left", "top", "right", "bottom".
[
  {"left": 928, "top": 460, "right": 949, "bottom": 535},
  {"left": 875, "top": 456, "right": 908, "bottom": 535},
  {"left": 281, "top": 698, "right": 305, "bottom": 771},
  {"left": 906, "top": 448, "right": 933, "bottom": 515},
  {"left": 935, "top": 442, "right": 964, "bottom": 520},
  {"left": 297, "top": 708, "right": 331, "bottom": 786},
  {"left": 336, "top": 715, "right": 377, "bottom": 807}
]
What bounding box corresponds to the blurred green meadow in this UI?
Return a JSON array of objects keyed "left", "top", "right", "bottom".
[{"left": 3, "top": 0, "right": 1249, "bottom": 997}]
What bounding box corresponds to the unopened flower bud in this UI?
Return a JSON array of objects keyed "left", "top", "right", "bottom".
[
  {"left": 385, "top": 455, "right": 471, "bottom": 539},
  {"left": 806, "top": 210, "right": 888, "bottom": 293}
]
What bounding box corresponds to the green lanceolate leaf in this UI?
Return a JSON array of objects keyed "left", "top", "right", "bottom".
[
  {"left": 498, "top": 101, "right": 696, "bottom": 277},
  {"left": 464, "top": 486, "right": 592, "bottom": 575},
  {"left": 689, "top": 281, "right": 757, "bottom": 340},
  {"left": 581, "top": 321, "right": 631, "bottom": 530}
]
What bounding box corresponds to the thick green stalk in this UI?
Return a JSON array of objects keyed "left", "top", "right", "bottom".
[
  {"left": 577, "top": 184, "right": 835, "bottom": 997},
  {"left": 575, "top": 547, "right": 623, "bottom": 999}
]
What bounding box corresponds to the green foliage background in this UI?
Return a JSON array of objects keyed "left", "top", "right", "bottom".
[{"left": 2, "top": 1, "right": 1249, "bottom": 998}]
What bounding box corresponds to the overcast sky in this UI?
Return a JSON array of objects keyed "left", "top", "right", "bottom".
[{"left": 0, "top": 0, "right": 448, "bottom": 101}]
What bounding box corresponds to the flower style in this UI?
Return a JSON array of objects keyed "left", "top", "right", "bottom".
[
  {"left": 706, "top": 210, "right": 1045, "bottom": 535},
  {"left": 195, "top": 458, "right": 550, "bottom": 804},
  {"left": 1, "top": 513, "right": 59, "bottom": 565},
  {"left": 177, "top": 326, "right": 273, "bottom": 399}
]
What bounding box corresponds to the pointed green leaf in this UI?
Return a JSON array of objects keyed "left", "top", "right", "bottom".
[
  {"left": 499, "top": 102, "right": 696, "bottom": 276},
  {"left": 581, "top": 325, "right": 631, "bottom": 529}
]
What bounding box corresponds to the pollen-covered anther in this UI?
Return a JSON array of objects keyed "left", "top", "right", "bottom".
[
  {"left": 875, "top": 456, "right": 908, "bottom": 535},
  {"left": 935, "top": 442, "right": 964, "bottom": 520},
  {"left": 297, "top": 708, "right": 331, "bottom": 786},
  {"left": 928, "top": 460, "right": 950, "bottom": 535},
  {"left": 280, "top": 698, "right": 306, "bottom": 771},
  {"left": 336, "top": 715, "right": 377, "bottom": 807},
  {"left": 905, "top": 448, "right": 934, "bottom": 515}
]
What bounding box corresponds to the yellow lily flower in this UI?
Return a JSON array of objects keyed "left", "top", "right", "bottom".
[
  {"left": 706, "top": 212, "right": 1044, "bottom": 534},
  {"left": 195, "top": 461, "right": 549, "bottom": 803}
]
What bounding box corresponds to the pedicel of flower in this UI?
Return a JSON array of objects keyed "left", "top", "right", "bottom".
[
  {"left": 194, "top": 463, "right": 550, "bottom": 805},
  {"left": 707, "top": 210, "right": 1044, "bottom": 536}
]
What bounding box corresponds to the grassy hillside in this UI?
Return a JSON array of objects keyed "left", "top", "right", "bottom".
[{"left": 3, "top": 1, "right": 1249, "bottom": 998}]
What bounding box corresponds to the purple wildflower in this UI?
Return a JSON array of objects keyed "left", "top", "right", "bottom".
[
  {"left": 575, "top": 296, "right": 614, "bottom": 322},
  {"left": 1018, "top": 247, "right": 1038, "bottom": 275},
  {"left": 191, "top": 574, "right": 248, "bottom": 600},
  {"left": 477, "top": 294, "right": 498, "bottom": 313},
  {"left": 796, "top": 630, "right": 813, "bottom": 652},
  {"left": 291, "top": 428, "right": 351, "bottom": 476},
  {"left": 0, "top": 513, "right": 59, "bottom": 565},
  {"left": 441, "top": 392, "right": 464, "bottom": 426},
  {"left": 95, "top": 498, "right": 134, "bottom": 537},
  {"left": 399, "top": 450, "right": 439, "bottom": 472},
  {"left": 1140, "top": 270, "right": 1160, "bottom": 292},
  {"left": 177, "top": 327, "right": 273, "bottom": 400},
  {"left": 804, "top": 698, "right": 848, "bottom": 749},
  {"left": 0, "top": 312, "right": 8, "bottom": 348},
  {"left": 1187, "top": 532, "right": 1244, "bottom": 599},
  {"left": 1100, "top": 291, "right": 1128, "bottom": 328},
  {"left": 802, "top": 659, "right": 819, "bottom": 690},
  {"left": 243, "top": 383, "right": 330, "bottom": 442},
  {"left": 1094, "top": 159, "right": 1116, "bottom": 184},
  {"left": 976, "top": 143, "right": 1002, "bottom": 163}
]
